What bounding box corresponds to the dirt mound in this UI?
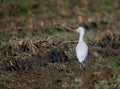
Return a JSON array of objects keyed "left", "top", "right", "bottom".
[
  {"left": 0, "top": 36, "right": 69, "bottom": 71},
  {"left": 92, "top": 30, "right": 120, "bottom": 58}
]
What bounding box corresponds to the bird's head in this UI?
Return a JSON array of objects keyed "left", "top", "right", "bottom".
[{"left": 76, "top": 27, "right": 85, "bottom": 35}]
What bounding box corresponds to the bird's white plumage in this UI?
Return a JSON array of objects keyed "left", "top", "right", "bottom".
[{"left": 76, "top": 27, "right": 88, "bottom": 63}]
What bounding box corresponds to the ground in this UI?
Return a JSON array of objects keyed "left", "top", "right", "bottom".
[{"left": 0, "top": 0, "right": 120, "bottom": 89}]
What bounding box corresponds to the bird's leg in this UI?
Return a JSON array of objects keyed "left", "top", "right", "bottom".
[
  {"left": 80, "top": 63, "right": 86, "bottom": 76},
  {"left": 81, "top": 63, "right": 86, "bottom": 71}
]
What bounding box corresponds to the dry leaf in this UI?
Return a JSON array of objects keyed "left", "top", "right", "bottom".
[
  {"left": 17, "top": 40, "right": 23, "bottom": 46},
  {"left": 29, "top": 24, "right": 34, "bottom": 29},
  {"left": 77, "top": 16, "right": 83, "bottom": 24},
  {"left": 87, "top": 18, "right": 93, "bottom": 22},
  {"left": 40, "top": 21, "right": 44, "bottom": 27}
]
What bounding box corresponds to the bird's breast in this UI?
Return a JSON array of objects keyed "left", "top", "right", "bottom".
[{"left": 76, "top": 42, "right": 88, "bottom": 61}]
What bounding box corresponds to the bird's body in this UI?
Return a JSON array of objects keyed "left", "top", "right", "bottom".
[
  {"left": 76, "top": 41, "right": 88, "bottom": 63},
  {"left": 76, "top": 27, "right": 88, "bottom": 63}
]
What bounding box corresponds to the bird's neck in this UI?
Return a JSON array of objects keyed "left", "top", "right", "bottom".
[{"left": 79, "top": 33, "right": 84, "bottom": 42}]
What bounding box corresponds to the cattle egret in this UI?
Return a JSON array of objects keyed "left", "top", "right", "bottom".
[{"left": 76, "top": 27, "right": 88, "bottom": 65}]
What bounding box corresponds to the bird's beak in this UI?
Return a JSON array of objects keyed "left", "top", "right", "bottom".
[
  {"left": 71, "top": 29, "right": 77, "bottom": 33},
  {"left": 76, "top": 29, "right": 79, "bottom": 33}
]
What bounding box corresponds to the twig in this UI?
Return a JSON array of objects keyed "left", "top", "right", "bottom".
[
  {"left": 46, "top": 35, "right": 61, "bottom": 41},
  {"left": 64, "top": 26, "right": 76, "bottom": 33},
  {"left": 57, "top": 23, "right": 76, "bottom": 33},
  {"left": 60, "top": 40, "right": 78, "bottom": 45}
]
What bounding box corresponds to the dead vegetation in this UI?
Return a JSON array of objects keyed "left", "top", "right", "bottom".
[{"left": 0, "top": 29, "right": 119, "bottom": 88}]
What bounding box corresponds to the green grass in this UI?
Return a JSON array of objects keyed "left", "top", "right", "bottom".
[
  {"left": 0, "top": 32, "right": 11, "bottom": 44},
  {"left": 95, "top": 78, "right": 120, "bottom": 89},
  {"left": 110, "top": 56, "right": 120, "bottom": 70},
  {"left": 0, "top": 0, "right": 118, "bottom": 19},
  {"left": 101, "top": 0, "right": 115, "bottom": 5}
]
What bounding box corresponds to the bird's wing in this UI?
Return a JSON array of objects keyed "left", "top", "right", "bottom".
[
  {"left": 76, "top": 42, "right": 88, "bottom": 62},
  {"left": 76, "top": 42, "right": 88, "bottom": 54}
]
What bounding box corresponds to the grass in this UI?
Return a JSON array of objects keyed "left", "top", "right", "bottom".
[
  {"left": 0, "top": 0, "right": 118, "bottom": 19},
  {"left": 0, "top": 32, "right": 11, "bottom": 44},
  {"left": 110, "top": 56, "right": 120, "bottom": 70},
  {"left": 101, "top": 0, "right": 115, "bottom": 5},
  {"left": 95, "top": 79, "right": 119, "bottom": 89}
]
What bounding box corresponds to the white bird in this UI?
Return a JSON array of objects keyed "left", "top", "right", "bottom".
[{"left": 76, "top": 27, "right": 88, "bottom": 64}]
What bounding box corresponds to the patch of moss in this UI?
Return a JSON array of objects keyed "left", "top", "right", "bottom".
[{"left": 110, "top": 56, "right": 120, "bottom": 70}]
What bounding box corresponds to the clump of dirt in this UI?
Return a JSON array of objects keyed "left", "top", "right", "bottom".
[
  {"left": 33, "top": 37, "right": 69, "bottom": 65},
  {"left": 82, "top": 67, "right": 112, "bottom": 85},
  {"left": 93, "top": 30, "right": 120, "bottom": 58},
  {"left": 0, "top": 38, "right": 34, "bottom": 71},
  {"left": 0, "top": 36, "right": 69, "bottom": 71}
]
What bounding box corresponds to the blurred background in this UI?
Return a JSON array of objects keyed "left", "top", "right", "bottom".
[{"left": 0, "top": 0, "right": 120, "bottom": 89}]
